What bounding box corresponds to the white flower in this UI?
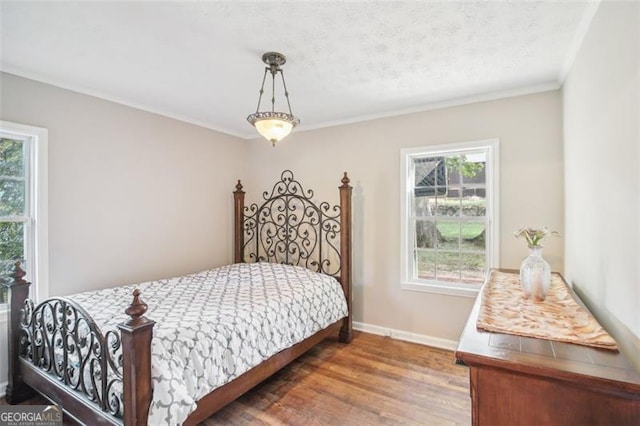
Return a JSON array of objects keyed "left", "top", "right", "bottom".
[{"left": 514, "top": 227, "right": 559, "bottom": 247}]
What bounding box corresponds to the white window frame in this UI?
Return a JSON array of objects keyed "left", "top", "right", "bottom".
[
  {"left": 400, "top": 139, "right": 499, "bottom": 298},
  {"left": 0, "top": 121, "right": 49, "bottom": 314}
]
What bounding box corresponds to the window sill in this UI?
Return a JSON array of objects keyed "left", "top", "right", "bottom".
[{"left": 401, "top": 280, "right": 481, "bottom": 298}]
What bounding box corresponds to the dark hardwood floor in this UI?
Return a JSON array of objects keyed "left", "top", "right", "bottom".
[{"left": 1, "top": 332, "right": 471, "bottom": 425}]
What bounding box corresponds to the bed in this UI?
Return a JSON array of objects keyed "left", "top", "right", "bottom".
[{"left": 5, "top": 170, "right": 353, "bottom": 425}]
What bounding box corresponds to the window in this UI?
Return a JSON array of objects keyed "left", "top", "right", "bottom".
[
  {"left": 400, "top": 139, "right": 499, "bottom": 297},
  {"left": 0, "top": 121, "right": 48, "bottom": 308}
]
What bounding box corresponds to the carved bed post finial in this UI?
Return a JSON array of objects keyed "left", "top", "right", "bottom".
[
  {"left": 341, "top": 172, "right": 350, "bottom": 188},
  {"left": 234, "top": 179, "right": 246, "bottom": 264},
  {"left": 118, "top": 290, "right": 155, "bottom": 426},
  {"left": 338, "top": 173, "right": 353, "bottom": 343},
  {"left": 11, "top": 261, "right": 27, "bottom": 284},
  {"left": 124, "top": 289, "right": 148, "bottom": 324},
  {"left": 5, "top": 261, "right": 36, "bottom": 403}
]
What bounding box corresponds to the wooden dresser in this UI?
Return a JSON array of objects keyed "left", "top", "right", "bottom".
[{"left": 455, "top": 271, "right": 640, "bottom": 426}]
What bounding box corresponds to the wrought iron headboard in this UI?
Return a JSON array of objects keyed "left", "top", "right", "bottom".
[{"left": 233, "top": 170, "right": 352, "bottom": 281}]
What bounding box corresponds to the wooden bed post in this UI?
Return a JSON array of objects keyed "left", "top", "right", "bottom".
[
  {"left": 339, "top": 172, "right": 353, "bottom": 343},
  {"left": 4, "top": 262, "right": 35, "bottom": 403},
  {"left": 118, "top": 290, "right": 155, "bottom": 426},
  {"left": 233, "top": 180, "right": 245, "bottom": 264}
]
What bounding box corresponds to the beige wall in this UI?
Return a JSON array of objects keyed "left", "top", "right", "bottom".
[
  {"left": 0, "top": 72, "right": 248, "bottom": 297},
  {"left": 562, "top": 1, "right": 639, "bottom": 366},
  {"left": 245, "top": 90, "right": 564, "bottom": 343}
]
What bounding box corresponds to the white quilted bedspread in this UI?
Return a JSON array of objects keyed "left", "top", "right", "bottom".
[{"left": 68, "top": 262, "right": 348, "bottom": 425}]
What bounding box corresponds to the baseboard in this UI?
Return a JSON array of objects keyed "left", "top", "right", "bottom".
[
  {"left": 353, "top": 321, "right": 458, "bottom": 351},
  {"left": 0, "top": 381, "right": 7, "bottom": 399}
]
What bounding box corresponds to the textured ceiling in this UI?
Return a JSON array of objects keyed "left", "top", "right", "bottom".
[{"left": 1, "top": 1, "right": 595, "bottom": 139}]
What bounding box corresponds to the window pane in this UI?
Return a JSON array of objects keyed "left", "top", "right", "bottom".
[
  {"left": 434, "top": 194, "right": 460, "bottom": 217},
  {"left": 461, "top": 222, "right": 486, "bottom": 251},
  {"left": 436, "top": 251, "right": 460, "bottom": 282},
  {"left": 460, "top": 252, "right": 486, "bottom": 283},
  {"left": 448, "top": 153, "right": 486, "bottom": 185},
  {"left": 413, "top": 157, "right": 446, "bottom": 197},
  {"left": 436, "top": 219, "right": 459, "bottom": 250},
  {"left": 415, "top": 220, "right": 440, "bottom": 249},
  {"left": 0, "top": 138, "right": 24, "bottom": 177},
  {"left": 415, "top": 250, "right": 435, "bottom": 280},
  {"left": 0, "top": 221, "right": 25, "bottom": 263},
  {"left": 413, "top": 196, "right": 432, "bottom": 217},
  {"left": 0, "top": 260, "right": 15, "bottom": 303},
  {"left": 0, "top": 259, "right": 27, "bottom": 304},
  {"left": 0, "top": 276, "right": 6, "bottom": 303},
  {"left": 0, "top": 222, "right": 25, "bottom": 304},
  {"left": 461, "top": 193, "right": 486, "bottom": 217},
  {"left": 0, "top": 179, "right": 26, "bottom": 215}
]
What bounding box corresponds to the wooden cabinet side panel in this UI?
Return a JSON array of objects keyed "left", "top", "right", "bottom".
[
  {"left": 469, "top": 367, "right": 479, "bottom": 426},
  {"left": 474, "top": 366, "right": 640, "bottom": 426}
]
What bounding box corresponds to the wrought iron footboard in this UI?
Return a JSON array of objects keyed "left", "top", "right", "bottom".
[
  {"left": 18, "top": 296, "right": 125, "bottom": 417},
  {"left": 6, "top": 262, "right": 154, "bottom": 425}
]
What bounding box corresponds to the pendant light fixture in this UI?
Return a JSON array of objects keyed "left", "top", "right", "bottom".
[{"left": 247, "top": 52, "right": 300, "bottom": 146}]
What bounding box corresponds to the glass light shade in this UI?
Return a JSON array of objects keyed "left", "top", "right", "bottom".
[
  {"left": 247, "top": 111, "right": 300, "bottom": 146},
  {"left": 255, "top": 118, "right": 294, "bottom": 145}
]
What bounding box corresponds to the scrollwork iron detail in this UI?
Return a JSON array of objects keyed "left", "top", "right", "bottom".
[
  {"left": 19, "top": 297, "right": 124, "bottom": 418},
  {"left": 243, "top": 170, "right": 342, "bottom": 277}
]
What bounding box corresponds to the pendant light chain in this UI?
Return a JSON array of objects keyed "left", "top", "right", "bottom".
[
  {"left": 280, "top": 69, "right": 294, "bottom": 116},
  {"left": 271, "top": 69, "right": 276, "bottom": 113},
  {"left": 255, "top": 68, "right": 268, "bottom": 114}
]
